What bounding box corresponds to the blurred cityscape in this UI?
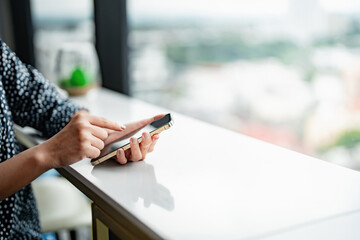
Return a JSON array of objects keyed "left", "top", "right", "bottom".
[{"left": 31, "top": 0, "right": 360, "bottom": 169}]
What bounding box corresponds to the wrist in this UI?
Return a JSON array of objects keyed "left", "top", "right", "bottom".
[{"left": 32, "top": 143, "right": 55, "bottom": 171}]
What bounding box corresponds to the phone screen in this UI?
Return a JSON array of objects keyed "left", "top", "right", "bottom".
[
  {"left": 99, "top": 124, "right": 157, "bottom": 159},
  {"left": 91, "top": 114, "right": 172, "bottom": 163}
]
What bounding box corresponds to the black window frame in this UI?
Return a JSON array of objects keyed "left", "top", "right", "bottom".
[
  {"left": 94, "top": 0, "right": 130, "bottom": 95},
  {"left": 7, "top": 0, "right": 36, "bottom": 66}
]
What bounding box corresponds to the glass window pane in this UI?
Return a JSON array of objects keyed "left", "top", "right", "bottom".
[{"left": 128, "top": 0, "right": 360, "bottom": 169}]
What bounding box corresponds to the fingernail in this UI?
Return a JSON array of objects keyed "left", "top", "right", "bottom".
[
  {"left": 131, "top": 138, "right": 137, "bottom": 144},
  {"left": 119, "top": 123, "right": 126, "bottom": 130},
  {"left": 144, "top": 132, "right": 150, "bottom": 139}
]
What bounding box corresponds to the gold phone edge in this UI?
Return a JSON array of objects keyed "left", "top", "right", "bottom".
[{"left": 91, "top": 121, "right": 173, "bottom": 166}]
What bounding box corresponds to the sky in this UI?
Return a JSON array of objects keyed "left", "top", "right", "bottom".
[
  {"left": 128, "top": 0, "right": 360, "bottom": 19},
  {"left": 128, "top": 0, "right": 289, "bottom": 19},
  {"left": 31, "top": 0, "right": 360, "bottom": 21}
]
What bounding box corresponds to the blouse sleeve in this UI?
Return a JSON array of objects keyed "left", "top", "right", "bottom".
[{"left": 0, "top": 39, "right": 85, "bottom": 137}]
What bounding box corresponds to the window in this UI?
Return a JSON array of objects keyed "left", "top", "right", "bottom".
[
  {"left": 31, "top": 0, "right": 94, "bottom": 84},
  {"left": 128, "top": 0, "right": 360, "bottom": 169}
]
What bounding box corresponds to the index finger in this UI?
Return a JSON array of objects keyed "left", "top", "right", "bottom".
[
  {"left": 88, "top": 115, "right": 124, "bottom": 131},
  {"left": 127, "top": 114, "right": 166, "bottom": 130}
]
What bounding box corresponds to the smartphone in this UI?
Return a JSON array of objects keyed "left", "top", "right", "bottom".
[{"left": 91, "top": 113, "right": 173, "bottom": 166}]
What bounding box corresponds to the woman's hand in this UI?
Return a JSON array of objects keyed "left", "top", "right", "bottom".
[
  {"left": 0, "top": 112, "right": 162, "bottom": 200},
  {"left": 40, "top": 110, "right": 126, "bottom": 168},
  {"left": 106, "top": 115, "right": 164, "bottom": 164}
]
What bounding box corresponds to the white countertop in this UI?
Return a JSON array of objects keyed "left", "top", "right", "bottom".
[{"left": 65, "top": 88, "right": 360, "bottom": 239}]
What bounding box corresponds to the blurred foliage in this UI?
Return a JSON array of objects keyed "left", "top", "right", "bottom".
[
  {"left": 317, "top": 130, "right": 360, "bottom": 154},
  {"left": 137, "top": 18, "right": 360, "bottom": 84},
  {"left": 334, "top": 130, "right": 360, "bottom": 149},
  {"left": 318, "top": 130, "right": 360, "bottom": 153},
  {"left": 165, "top": 34, "right": 302, "bottom": 65},
  {"left": 314, "top": 19, "right": 360, "bottom": 48}
]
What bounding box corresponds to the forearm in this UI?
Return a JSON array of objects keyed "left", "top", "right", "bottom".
[{"left": 0, "top": 144, "right": 51, "bottom": 200}]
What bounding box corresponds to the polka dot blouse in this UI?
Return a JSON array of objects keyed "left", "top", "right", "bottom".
[{"left": 0, "top": 39, "right": 83, "bottom": 239}]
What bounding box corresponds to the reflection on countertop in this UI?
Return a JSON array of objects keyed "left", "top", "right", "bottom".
[{"left": 91, "top": 160, "right": 174, "bottom": 211}]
